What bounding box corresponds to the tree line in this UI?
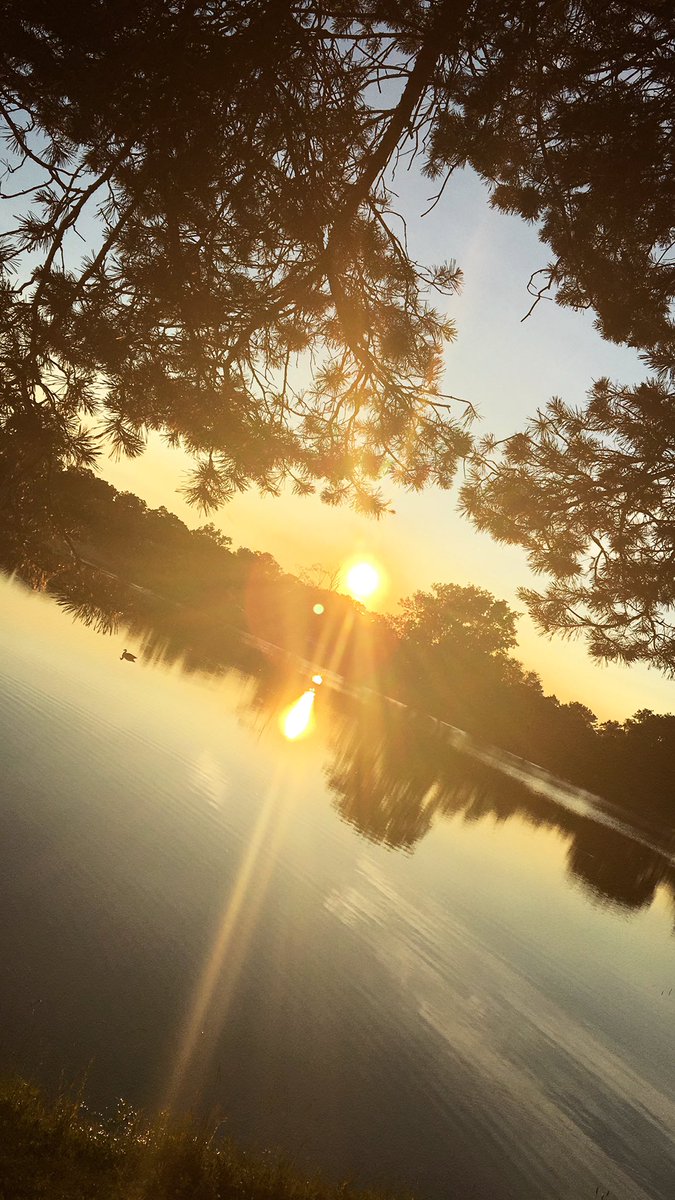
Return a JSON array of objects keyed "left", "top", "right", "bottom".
[
  {"left": 3, "top": 465, "right": 673, "bottom": 832},
  {"left": 4, "top": 510, "right": 673, "bottom": 919}
]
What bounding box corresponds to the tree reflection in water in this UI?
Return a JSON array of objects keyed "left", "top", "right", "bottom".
[{"left": 4, "top": 559, "right": 674, "bottom": 924}]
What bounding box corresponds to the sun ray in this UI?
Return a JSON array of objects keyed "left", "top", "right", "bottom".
[{"left": 162, "top": 775, "right": 293, "bottom": 1113}]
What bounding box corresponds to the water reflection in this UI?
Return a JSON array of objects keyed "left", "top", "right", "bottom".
[
  {"left": 281, "top": 689, "right": 316, "bottom": 740},
  {"left": 5, "top": 561, "right": 675, "bottom": 923},
  {"left": 51, "top": 566, "right": 132, "bottom": 636},
  {"left": 567, "top": 823, "right": 670, "bottom": 912},
  {"left": 326, "top": 701, "right": 675, "bottom": 916},
  {"left": 2, "top": 562, "right": 674, "bottom": 1200}
]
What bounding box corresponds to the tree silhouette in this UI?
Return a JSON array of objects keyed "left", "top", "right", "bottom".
[
  {"left": 393, "top": 582, "right": 518, "bottom": 657},
  {"left": 323, "top": 696, "right": 674, "bottom": 918},
  {"left": 2, "top": 5, "right": 672, "bottom": 512},
  {"left": 567, "top": 824, "right": 667, "bottom": 912},
  {"left": 462, "top": 376, "right": 675, "bottom": 669},
  {"left": 388, "top": 583, "right": 526, "bottom": 736},
  {"left": 0, "top": 0, "right": 468, "bottom": 525}
]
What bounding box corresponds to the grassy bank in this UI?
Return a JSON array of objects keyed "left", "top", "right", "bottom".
[{"left": 0, "top": 1079, "right": 410, "bottom": 1200}]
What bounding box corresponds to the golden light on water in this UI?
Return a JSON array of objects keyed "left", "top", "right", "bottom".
[
  {"left": 281, "top": 689, "right": 316, "bottom": 740},
  {"left": 163, "top": 777, "right": 289, "bottom": 1113},
  {"left": 344, "top": 559, "right": 381, "bottom": 602}
]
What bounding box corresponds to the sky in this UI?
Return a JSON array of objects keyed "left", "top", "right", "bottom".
[{"left": 102, "top": 166, "right": 675, "bottom": 723}]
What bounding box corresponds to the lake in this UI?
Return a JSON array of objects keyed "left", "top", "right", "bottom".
[{"left": 1, "top": 572, "right": 673, "bottom": 1199}]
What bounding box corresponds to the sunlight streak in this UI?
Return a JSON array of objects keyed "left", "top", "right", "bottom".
[
  {"left": 322, "top": 609, "right": 355, "bottom": 680},
  {"left": 162, "top": 778, "right": 291, "bottom": 1113}
]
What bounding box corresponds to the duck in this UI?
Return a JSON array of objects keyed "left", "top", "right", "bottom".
[{"left": 120, "top": 649, "right": 137, "bottom": 662}]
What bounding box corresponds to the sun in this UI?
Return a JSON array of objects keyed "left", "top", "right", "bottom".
[{"left": 345, "top": 559, "right": 381, "bottom": 602}]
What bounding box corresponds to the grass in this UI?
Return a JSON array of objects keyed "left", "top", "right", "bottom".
[{"left": 0, "top": 1078, "right": 411, "bottom": 1200}]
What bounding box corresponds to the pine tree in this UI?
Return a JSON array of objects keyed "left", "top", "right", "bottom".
[{"left": 1, "top": 1, "right": 673, "bottom": 661}]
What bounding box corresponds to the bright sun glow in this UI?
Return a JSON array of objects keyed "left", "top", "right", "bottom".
[
  {"left": 345, "top": 560, "right": 380, "bottom": 601},
  {"left": 281, "top": 689, "right": 315, "bottom": 740}
]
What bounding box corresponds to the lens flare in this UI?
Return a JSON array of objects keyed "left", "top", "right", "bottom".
[
  {"left": 345, "top": 559, "right": 380, "bottom": 601},
  {"left": 281, "top": 689, "right": 315, "bottom": 740}
]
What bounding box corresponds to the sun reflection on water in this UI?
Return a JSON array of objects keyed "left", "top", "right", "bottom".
[{"left": 281, "top": 689, "right": 316, "bottom": 740}]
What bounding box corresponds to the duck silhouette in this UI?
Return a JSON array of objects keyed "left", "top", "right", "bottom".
[{"left": 120, "top": 649, "right": 137, "bottom": 662}]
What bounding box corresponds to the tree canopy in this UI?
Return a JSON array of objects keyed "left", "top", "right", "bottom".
[
  {"left": 1, "top": 0, "right": 673, "bottom": 661},
  {"left": 392, "top": 581, "right": 518, "bottom": 657}
]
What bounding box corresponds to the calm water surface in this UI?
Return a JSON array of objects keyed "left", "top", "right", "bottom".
[{"left": 1, "top": 575, "right": 674, "bottom": 1199}]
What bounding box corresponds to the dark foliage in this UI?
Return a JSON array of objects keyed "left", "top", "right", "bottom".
[
  {"left": 1, "top": 3, "right": 673, "bottom": 669},
  {"left": 426, "top": 0, "right": 674, "bottom": 355},
  {"left": 462, "top": 376, "right": 675, "bottom": 669},
  {"left": 1, "top": 0, "right": 470, "bottom": 521},
  {"left": 0, "top": 1078, "right": 401, "bottom": 1200}
]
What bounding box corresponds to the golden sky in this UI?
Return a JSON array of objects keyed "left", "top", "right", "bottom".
[
  {"left": 103, "top": 169, "right": 674, "bottom": 724},
  {"left": 104, "top": 430, "right": 675, "bottom": 725}
]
